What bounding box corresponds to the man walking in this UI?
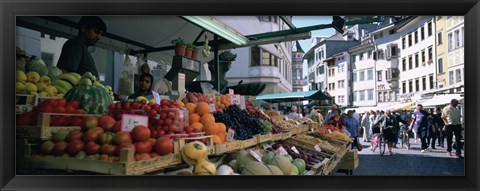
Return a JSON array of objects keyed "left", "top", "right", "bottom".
[
  {"left": 442, "top": 99, "right": 463, "bottom": 158},
  {"left": 361, "top": 111, "right": 371, "bottom": 142},
  {"left": 410, "top": 104, "right": 429, "bottom": 153}
]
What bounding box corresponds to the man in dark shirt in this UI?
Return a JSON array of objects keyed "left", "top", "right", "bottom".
[{"left": 57, "top": 16, "right": 106, "bottom": 77}]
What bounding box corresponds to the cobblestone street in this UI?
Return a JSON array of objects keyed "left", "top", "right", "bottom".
[{"left": 337, "top": 137, "right": 465, "bottom": 176}]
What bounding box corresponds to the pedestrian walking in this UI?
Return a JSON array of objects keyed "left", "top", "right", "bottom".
[
  {"left": 383, "top": 110, "right": 398, "bottom": 155},
  {"left": 361, "top": 111, "right": 371, "bottom": 142},
  {"left": 345, "top": 110, "right": 360, "bottom": 150},
  {"left": 426, "top": 110, "right": 437, "bottom": 149},
  {"left": 442, "top": 99, "right": 463, "bottom": 158},
  {"left": 409, "top": 104, "right": 429, "bottom": 153},
  {"left": 368, "top": 110, "right": 377, "bottom": 139},
  {"left": 393, "top": 111, "right": 406, "bottom": 148},
  {"left": 434, "top": 107, "right": 446, "bottom": 148}
]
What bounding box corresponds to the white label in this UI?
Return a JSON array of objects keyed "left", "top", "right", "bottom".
[
  {"left": 226, "top": 128, "right": 235, "bottom": 142},
  {"left": 262, "top": 143, "right": 270, "bottom": 150},
  {"left": 248, "top": 149, "right": 262, "bottom": 162},
  {"left": 230, "top": 94, "right": 241, "bottom": 106},
  {"left": 121, "top": 114, "right": 149, "bottom": 132},
  {"left": 276, "top": 146, "right": 289, "bottom": 156},
  {"left": 229, "top": 89, "right": 234, "bottom": 95},
  {"left": 328, "top": 129, "right": 333, "bottom": 134},
  {"left": 152, "top": 90, "right": 161, "bottom": 104},
  {"left": 240, "top": 96, "right": 246, "bottom": 110},
  {"left": 209, "top": 103, "right": 216, "bottom": 113},
  {"left": 291, "top": 146, "right": 300, "bottom": 154},
  {"left": 314, "top": 145, "right": 322, "bottom": 152}
]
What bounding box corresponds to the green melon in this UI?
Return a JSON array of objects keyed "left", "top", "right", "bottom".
[
  {"left": 241, "top": 162, "right": 272, "bottom": 175},
  {"left": 270, "top": 155, "right": 292, "bottom": 175},
  {"left": 26, "top": 57, "right": 48, "bottom": 76},
  {"left": 47, "top": 66, "right": 63, "bottom": 79},
  {"left": 266, "top": 165, "right": 284, "bottom": 175},
  {"left": 64, "top": 85, "right": 113, "bottom": 114}
]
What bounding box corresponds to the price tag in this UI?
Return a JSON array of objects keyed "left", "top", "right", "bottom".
[
  {"left": 262, "top": 143, "right": 271, "bottom": 150},
  {"left": 226, "top": 128, "right": 235, "bottom": 142},
  {"left": 240, "top": 96, "right": 246, "bottom": 110},
  {"left": 152, "top": 90, "right": 161, "bottom": 104},
  {"left": 275, "top": 146, "right": 288, "bottom": 156},
  {"left": 121, "top": 114, "right": 149, "bottom": 132},
  {"left": 209, "top": 103, "right": 216, "bottom": 113},
  {"left": 230, "top": 94, "right": 241, "bottom": 106},
  {"left": 314, "top": 145, "right": 322, "bottom": 152},
  {"left": 229, "top": 89, "right": 234, "bottom": 95},
  {"left": 291, "top": 146, "right": 300, "bottom": 154},
  {"left": 328, "top": 129, "right": 333, "bottom": 134},
  {"left": 248, "top": 149, "right": 262, "bottom": 162}
]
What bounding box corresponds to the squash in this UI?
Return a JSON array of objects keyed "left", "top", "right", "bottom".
[
  {"left": 241, "top": 162, "right": 272, "bottom": 175},
  {"left": 262, "top": 151, "right": 276, "bottom": 165},
  {"left": 270, "top": 155, "right": 292, "bottom": 175},
  {"left": 292, "top": 158, "right": 306, "bottom": 173},
  {"left": 236, "top": 150, "right": 260, "bottom": 172},
  {"left": 194, "top": 160, "right": 216, "bottom": 175},
  {"left": 266, "top": 165, "right": 284, "bottom": 175},
  {"left": 181, "top": 141, "right": 208, "bottom": 165}
]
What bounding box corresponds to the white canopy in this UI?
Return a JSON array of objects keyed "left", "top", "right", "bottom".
[
  {"left": 421, "top": 94, "right": 464, "bottom": 107},
  {"left": 385, "top": 101, "right": 416, "bottom": 111}
]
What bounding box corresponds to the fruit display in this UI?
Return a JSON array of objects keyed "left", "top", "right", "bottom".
[
  {"left": 268, "top": 143, "right": 325, "bottom": 172},
  {"left": 213, "top": 105, "right": 263, "bottom": 140},
  {"left": 213, "top": 94, "right": 231, "bottom": 112},
  {"left": 291, "top": 134, "right": 339, "bottom": 152},
  {"left": 16, "top": 69, "right": 60, "bottom": 98},
  {"left": 245, "top": 101, "right": 285, "bottom": 134},
  {"left": 310, "top": 126, "right": 353, "bottom": 143},
  {"left": 298, "top": 117, "right": 315, "bottom": 125},
  {"left": 182, "top": 92, "right": 211, "bottom": 104},
  {"left": 16, "top": 98, "right": 85, "bottom": 126}
]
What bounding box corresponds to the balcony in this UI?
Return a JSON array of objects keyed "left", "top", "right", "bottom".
[{"left": 386, "top": 68, "right": 399, "bottom": 89}]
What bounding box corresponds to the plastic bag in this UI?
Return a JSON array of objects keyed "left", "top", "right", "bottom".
[
  {"left": 117, "top": 55, "right": 135, "bottom": 96},
  {"left": 201, "top": 82, "right": 219, "bottom": 100}
]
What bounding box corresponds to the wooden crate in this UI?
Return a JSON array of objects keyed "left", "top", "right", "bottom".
[
  {"left": 282, "top": 140, "right": 333, "bottom": 175},
  {"left": 255, "top": 133, "right": 273, "bottom": 144},
  {"left": 272, "top": 133, "right": 283, "bottom": 141},
  {"left": 214, "top": 140, "right": 244, "bottom": 155},
  {"left": 309, "top": 122, "right": 320, "bottom": 130},
  {"left": 281, "top": 131, "right": 293, "bottom": 140},
  {"left": 240, "top": 137, "right": 258, "bottom": 148},
  {"left": 339, "top": 150, "right": 359, "bottom": 170},
  {"left": 16, "top": 113, "right": 100, "bottom": 140},
  {"left": 20, "top": 139, "right": 182, "bottom": 175},
  {"left": 290, "top": 127, "right": 301, "bottom": 135},
  {"left": 300, "top": 124, "right": 310, "bottom": 133},
  {"left": 177, "top": 135, "right": 215, "bottom": 156}
]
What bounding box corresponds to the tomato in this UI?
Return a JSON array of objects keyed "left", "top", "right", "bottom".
[
  {"left": 66, "top": 129, "right": 83, "bottom": 142},
  {"left": 144, "top": 105, "right": 152, "bottom": 113},
  {"left": 124, "top": 102, "right": 132, "bottom": 110},
  {"left": 74, "top": 109, "right": 85, "bottom": 114},
  {"left": 168, "top": 111, "right": 175, "bottom": 119},
  {"left": 98, "top": 115, "right": 116, "bottom": 131},
  {"left": 56, "top": 99, "right": 67, "bottom": 107},
  {"left": 111, "top": 121, "right": 122, "bottom": 133},
  {"left": 43, "top": 99, "right": 58, "bottom": 108},
  {"left": 38, "top": 105, "right": 54, "bottom": 113},
  {"left": 134, "top": 141, "right": 152, "bottom": 153},
  {"left": 65, "top": 101, "right": 79, "bottom": 109},
  {"left": 64, "top": 106, "right": 76, "bottom": 114},
  {"left": 85, "top": 141, "right": 101, "bottom": 155},
  {"left": 40, "top": 141, "right": 55, "bottom": 154},
  {"left": 113, "top": 131, "right": 133, "bottom": 145},
  {"left": 115, "top": 103, "right": 122, "bottom": 110},
  {"left": 154, "top": 136, "right": 173, "bottom": 155},
  {"left": 53, "top": 141, "right": 69, "bottom": 155},
  {"left": 165, "top": 119, "right": 173, "bottom": 126},
  {"left": 108, "top": 103, "right": 116, "bottom": 111},
  {"left": 100, "top": 144, "right": 116, "bottom": 156},
  {"left": 160, "top": 112, "right": 167, "bottom": 120},
  {"left": 98, "top": 132, "right": 114, "bottom": 145},
  {"left": 67, "top": 139, "right": 85, "bottom": 156},
  {"left": 134, "top": 153, "right": 151, "bottom": 161},
  {"left": 153, "top": 104, "right": 161, "bottom": 110},
  {"left": 149, "top": 110, "right": 158, "bottom": 119},
  {"left": 115, "top": 143, "right": 135, "bottom": 156},
  {"left": 131, "top": 125, "right": 151, "bottom": 142},
  {"left": 160, "top": 99, "right": 169, "bottom": 107},
  {"left": 132, "top": 102, "right": 140, "bottom": 109},
  {"left": 83, "top": 129, "right": 100, "bottom": 143},
  {"left": 157, "top": 130, "right": 166, "bottom": 136}
]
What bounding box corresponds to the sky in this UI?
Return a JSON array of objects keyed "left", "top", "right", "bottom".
[{"left": 291, "top": 16, "right": 335, "bottom": 78}]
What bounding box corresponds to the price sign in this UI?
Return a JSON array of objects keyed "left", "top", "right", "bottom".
[
  {"left": 328, "top": 129, "right": 333, "bottom": 134},
  {"left": 314, "top": 145, "right": 322, "bottom": 152},
  {"left": 152, "top": 90, "right": 161, "bottom": 104},
  {"left": 121, "top": 114, "right": 149, "bottom": 132},
  {"left": 276, "top": 146, "right": 288, "bottom": 156},
  {"left": 240, "top": 96, "right": 246, "bottom": 110},
  {"left": 209, "top": 103, "right": 216, "bottom": 113},
  {"left": 230, "top": 94, "right": 241, "bottom": 106},
  {"left": 291, "top": 146, "right": 300, "bottom": 154},
  {"left": 229, "top": 89, "right": 234, "bottom": 95},
  {"left": 248, "top": 149, "right": 262, "bottom": 162},
  {"left": 226, "top": 128, "right": 235, "bottom": 142}
]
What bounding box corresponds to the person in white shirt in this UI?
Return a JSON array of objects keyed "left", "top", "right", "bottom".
[
  {"left": 442, "top": 99, "right": 463, "bottom": 158},
  {"left": 361, "top": 111, "right": 371, "bottom": 142},
  {"left": 287, "top": 105, "right": 302, "bottom": 121}
]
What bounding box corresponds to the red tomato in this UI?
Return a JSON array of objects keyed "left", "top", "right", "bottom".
[
  {"left": 124, "top": 102, "right": 132, "bottom": 110},
  {"left": 65, "top": 101, "right": 79, "bottom": 109},
  {"left": 100, "top": 144, "right": 117, "bottom": 156},
  {"left": 154, "top": 136, "right": 173, "bottom": 155},
  {"left": 67, "top": 139, "right": 85, "bottom": 156},
  {"left": 134, "top": 153, "right": 151, "bottom": 161},
  {"left": 56, "top": 99, "right": 67, "bottom": 107},
  {"left": 115, "top": 143, "right": 135, "bottom": 156},
  {"left": 113, "top": 131, "right": 133, "bottom": 145},
  {"left": 153, "top": 104, "right": 161, "bottom": 110},
  {"left": 64, "top": 106, "right": 76, "bottom": 114},
  {"left": 157, "top": 130, "right": 165, "bottom": 136},
  {"left": 131, "top": 125, "right": 151, "bottom": 142},
  {"left": 85, "top": 141, "right": 101, "bottom": 155},
  {"left": 108, "top": 103, "right": 116, "bottom": 111},
  {"left": 144, "top": 105, "right": 152, "bottom": 113},
  {"left": 53, "top": 141, "right": 69, "bottom": 155},
  {"left": 66, "top": 129, "right": 83, "bottom": 141},
  {"left": 132, "top": 102, "right": 140, "bottom": 109},
  {"left": 134, "top": 141, "right": 152, "bottom": 153},
  {"left": 115, "top": 103, "right": 122, "bottom": 110}
]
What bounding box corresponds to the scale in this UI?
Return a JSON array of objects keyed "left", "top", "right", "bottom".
[{"left": 165, "top": 56, "right": 201, "bottom": 101}]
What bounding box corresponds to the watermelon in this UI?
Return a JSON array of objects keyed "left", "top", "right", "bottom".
[
  {"left": 26, "top": 57, "right": 48, "bottom": 76},
  {"left": 64, "top": 85, "right": 113, "bottom": 114},
  {"left": 47, "top": 66, "right": 63, "bottom": 79}
]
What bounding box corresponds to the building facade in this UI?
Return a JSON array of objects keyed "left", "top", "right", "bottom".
[
  {"left": 435, "top": 16, "right": 448, "bottom": 89},
  {"left": 292, "top": 41, "right": 305, "bottom": 92},
  {"left": 324, "top": 51, "right": 349, "bottom": 107},
  {"left": 445, "top": 16, "right": 464, "bottom": 91},
  {"left": 349, "top": 43, "right": 376, "bottom": 107}
]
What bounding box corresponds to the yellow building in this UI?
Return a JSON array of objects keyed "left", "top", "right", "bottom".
[
  {"left": 445, "top": 16, "right": 464, "bottom": 89},
  {"left": 435, "top": 16, "right": 447, "bottom": 88}
]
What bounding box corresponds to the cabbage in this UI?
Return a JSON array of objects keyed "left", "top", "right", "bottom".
[{"left": 48, "top": 66, "right": 63, "bottom": 79}]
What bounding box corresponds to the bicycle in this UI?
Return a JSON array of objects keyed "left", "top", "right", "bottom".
[{"left": 370, "top": 126, "right": 386, "bottom": 156}]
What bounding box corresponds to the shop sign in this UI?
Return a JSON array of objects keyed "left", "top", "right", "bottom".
[{"left": 377, "top": 84, "right": 386, "bottom": 90}]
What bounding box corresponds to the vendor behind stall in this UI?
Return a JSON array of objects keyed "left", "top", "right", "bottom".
[
  {"left": 57, "top": 16, "right": 106, "bottom": 77},
  {"left": 128, "top": 73, "right": 154, "bottom": 100}
]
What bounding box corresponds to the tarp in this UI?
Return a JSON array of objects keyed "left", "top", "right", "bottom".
[
  {"left": 422, "top": 94, "right": 464, "bottom": 107},
  {"left": 256, "top": 90, "right": 332, "bottom": 103},
  {"left": 385, "top": 101, "right": 416, "bottom": 111}
]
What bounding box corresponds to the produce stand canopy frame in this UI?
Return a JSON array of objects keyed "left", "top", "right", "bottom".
[{"left": 255, "top": 90, "right": 332, "bottom": 103}]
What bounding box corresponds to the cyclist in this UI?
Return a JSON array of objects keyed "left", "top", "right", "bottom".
[{"left": 383, "top": 110, "right": 398, "bottom": 155}]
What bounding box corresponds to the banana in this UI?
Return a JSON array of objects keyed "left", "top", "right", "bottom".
[
  {"left": 78, "top": 78, "right": 93, "bottom": 86},
  {"left": 105, "top": 85, "right": 112, "bottom": 91},
  {"left": 68, "top": 72, "right": 81, "bottom": 81},
  {"left": 93, "top": 81, "right": 105, "bottom": 88},
  {"left": 81, "top": 72, "right": 96, "bottom": 82},
  {"left": 52, "top": 79, "right": 73, "bottom": 91},
  {"left": 53, "top": 85, "right": 68, "bottom": 94},
  {"left": 55, "top": 73, "right": 79, "bottom": 86}
]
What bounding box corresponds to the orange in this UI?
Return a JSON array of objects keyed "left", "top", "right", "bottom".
[
  {"left": 217, "top": 132, "right": 227, "bottom": 143},
  {"left": 200, "top": 114, "right": 215, "bottom": 125},
  {"left": 186, "top": 103, "right": 197, "bottom": 114},
  {"left": 191, "top": 122, "right": 204, "bottom": 132},
  {"left": 196, "top": 102, "right": 210, "bottom": 116},
  {"left": 216, "top": 123, "right": 227, "bottom": 134},
  {"left": 212, "top": 135, "right": 222, "bottom": 144},
  {"left": 189, "top": 113, "right": 201, "bottom": 124},
  {"left": 203, "top": 122, "right": 218, "bottom": 135}
]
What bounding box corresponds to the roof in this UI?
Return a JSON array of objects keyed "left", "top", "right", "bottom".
[
  {"left": 256, "top": 90, "right": 332, "bottom": 103},
  {"left": 294, "top": 40, "right": 305, "bottom": 53}
]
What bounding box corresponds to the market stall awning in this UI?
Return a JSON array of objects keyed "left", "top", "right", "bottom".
[
  {"left": 421, "top": 94, "right": 464, "bottom": 108},
  {"left": 256, "top": 90, "right": 332, "bottom": 103},
  {"left": 385, "top": 101, "right": 416, "bottom": 111}
]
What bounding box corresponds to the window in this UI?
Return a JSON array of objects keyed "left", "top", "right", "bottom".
[
  {"left": 367, "top": 69, "right": 373, "bottom": 80},
  {"left": 338, "top": 80, "right": 345, "bottom": 89},
  {"left": 360, "top": 90, "right": 365, "bottom": 101},
  {"left": 438, "top": 58, "right": 444, "bottom": 73},
  {"left": 409, "top": 80, "right": 413, "bottom": 93},
  {"left": 421, "top": 50, "right": 426, "bottom": 63},
  {"left": 402, "top": 37, "right": 406, "bottom": 49},
  {"left": 421, "top": 27, "right": 425, "bottom": 40},
  {"left": 449, "top": 71, "right": 454, "bottom": 85},
  {"left": 251, "top": 47, "right": 260, "bottom": 66},
  {"left": 415, "top": 53, "right": 419, "bottom": 68},
  {"left": 402, "top": 81, "right": 406, "bottom": 94},
  {"left": 353, "top": 72, "right": 357, "bottom": 82},
  {"left": 319, "top": 65, "right": 324, "bottom": 74},
  {"left": 353, "top": 91, "right": 357, "bottom": 102},
  {"left": 386, "top": 44, "right": 398, "bottom": 59},
  {"left": 428, "top": 46, "right": 433, "bottom": 61},
  {"left": 430, "top": 75, "right": 434, "bottom": 89},
  {"left": 461, "top": 27, "right": 464, "bottom": 47},
  {"left": 408, "top": 34, "right": 412, "bottom": 47},
  {"left": 359, "top": 70, "right": 365, "bottom": 81},
  {"left": 456, "top": 69, "right": 462, "bottom": 83},
  {"left": 414, "top": 31, "right": 418, "bottom": 43},
  {"left": 262, "top": 51, "right": 270, "bottom": 66},
  {"left": 455, "top": 30, "right": 460, "bottom": 48},
  {"left": 437, "top": 32, "right": 443, "bottom": 45},
  {"left": 351, "top": 54, "right": 356, "bottom": 63},
  {"left": 368, "top": 50, "right": 372, "bottom": 59},
  {"left": 408, "top": 55, "right": 413, "bottom": 70},
  {"left": 378, "top": 92, "right": 383, "bottom": 102},
  {"left": 389, "top": 30, "right": 395, "bottom": 35},
  {"left": 428, "top": 21, "right": 432, "bottom": 36},
  {"left": 402, "top": 58, "right": 406, "bottom": 71},
  {"left": 368, "top": 89, "right": 374, "bottom": 100},
  {"left": 448, "top": 33, "right": 453, "bottom": 50},
  {"left": 359, "top": 52, "right": 364, "bottom": 60},
  {"left": 422, "top": 76, "right": 426, "bottom": 91},
  {"left": 415, "top": 78, "right": 420, "bottom": 92},
  {"left": 384, "top": 92, "right": 389, "bottom": 102},
  {"left": 377, "top": 71, "right": 382, "bottom": 81}
]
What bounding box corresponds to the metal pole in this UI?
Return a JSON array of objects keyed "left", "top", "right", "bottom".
[{"left": 214, "top": 34, "right": 220, "bottom": 92}]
